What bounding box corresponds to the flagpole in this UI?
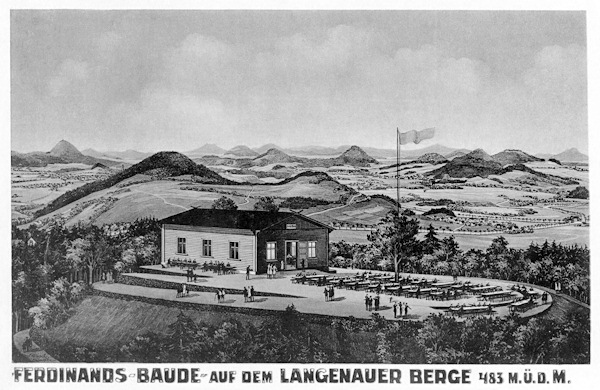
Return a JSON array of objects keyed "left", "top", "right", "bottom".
[
  {"left": 395, "top": 128, "right": 400, "bottom": 283},
  {"left": 396, "top": 128, "right": 400, "bottom": 214}
]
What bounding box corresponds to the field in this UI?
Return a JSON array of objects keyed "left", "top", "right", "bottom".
[
  {"left": 12, "top": 155, "right": 589, "bottom": 251},
  {"left": 363, "top": 186, "right": 557, "bottom": 204},
  {"left": 331, "top": 225, "right": 589, "bottom": 249}
]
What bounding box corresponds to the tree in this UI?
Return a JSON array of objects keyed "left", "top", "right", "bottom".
[
  {"left": 66, "top": 235, "right": 110, "bottom": 285},
  {"left": 167, "top": 311, "right": 199, "bottom": 363},
  {"left": 211, "top": 196, "right": 238, "bottom": 210},
  {"left": 121, "top": 236, "right": 159, "bottom": 272},
  {"left": 423, "top": 224, "right": 440, "bottom": 254},
  {"left": 368, "top": 210, "right": 420, "bottom": 282},
  {"left": 253, "top": 196, "right": 279, "bottom": 212}
]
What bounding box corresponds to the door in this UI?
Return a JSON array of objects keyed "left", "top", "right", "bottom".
[
  {"left": 298, "top": 241, "right": 308, "bottom": 269},
  {"left": 285, "top": 241, "right": 297, "bottom": 270}
]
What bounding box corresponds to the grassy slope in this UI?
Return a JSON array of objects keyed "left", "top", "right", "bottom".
[
  {"left": 34, "top": 152, "right": 234, "bottom": 218},
  {"left": 41, "top": 295, "right": 269, "bottom": 349}
]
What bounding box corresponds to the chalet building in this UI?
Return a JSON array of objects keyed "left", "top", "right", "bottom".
[{"left": 159, "top": 209, "right": 334, "bottom": 274}]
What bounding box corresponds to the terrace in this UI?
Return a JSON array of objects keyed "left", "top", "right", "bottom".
[{"left": 93, "top": 265, "right": 552, "bottom": 322}]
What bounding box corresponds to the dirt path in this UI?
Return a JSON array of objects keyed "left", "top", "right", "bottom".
[
  {"left": 131, "top": 188, "right": 190, "bottom": 211},
  {"left": 237, "top": 186, "right": 254, "bottom": 206},
  {"left": 306, "top": 194, "right": 360, "bottom": 217}
]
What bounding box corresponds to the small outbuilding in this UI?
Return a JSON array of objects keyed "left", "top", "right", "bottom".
[{"left": 159, "top": 208, "right": 334, "bottom": 274}]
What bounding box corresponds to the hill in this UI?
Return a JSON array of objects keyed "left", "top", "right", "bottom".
[
  {"left": 13, "top": 140, "right": 120, "bottom": 167},
  {"left": 252, "top": 148, "right": 303, "bottom": 166},
  {"left": 429, "top": 149, "right": 504, "bottom": 179},
  {"left": 253, "top": 143, "right": 283, "bottom": 155},
  {"left": 11, "top": 151, "right": 67, "bottom": 167},
  {"left": 194, "top": 155, "right": 248, "bottom": 167},
  {"left": 102, "top": 150, "right": 152, "bottom": 160},
  {"left": 50, "top": 140, "right": 84, "bottom": 159},
  {"left": 429, "top": 149, "right": 579, "bottom": 185},
  {"left": 492, "top": 149, "right": 544, "bottom": 166},
  {"left": 34, "top": 152, "right": 234, "bottom": 218},
  {"left": 91, "top": 163, "right": 109, "bottom": 170},
  {"left": 224, "top": 145, "right": 259, "bottom": 158},
  {"left": 335, "top": 146, "right": 378, "bottom": 166},
  {"left": 411, "top": 152, "right": 448, "bottom": 165},
  {"left": 186, "top": 144, "right": 226, "bottom": 157},
  {"left": 567, "top": 186, "right": 589, "bottom": 199},
  {"left": 273, "top": 171, "right": 358, "bottom": 197},
  {"left": 553, "top": 148, "right": 588, "bottom": 162},
  {"left": 445, "top": 150, "right": 467, "bottom": 160},
  {"left": 401, "top": 144, "right": 470, "bottom": 159}
]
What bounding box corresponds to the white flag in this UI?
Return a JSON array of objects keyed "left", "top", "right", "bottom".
[{"left": 398, "top": 128, "right": 436, "bottom": 145}]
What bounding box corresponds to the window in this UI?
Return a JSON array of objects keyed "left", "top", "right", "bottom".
[
  {"left": 308, "top": 241, "right": 316, "bottom": 258},
  {"left": 202, "top": 239, "right": 212, "bottom": 257},
  {"left": 229, "top": 242, "right": 239, "bottom": 260},
  {"left": 266, "top": 242, "right": 277, "bottom": 260},
  {"left": 177, "top": 237, "right": 186, "bottom": 254}
]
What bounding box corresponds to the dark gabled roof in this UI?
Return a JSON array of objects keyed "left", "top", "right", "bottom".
[{"left": 159, "top": 208, "right": 334, "bottom": 232}]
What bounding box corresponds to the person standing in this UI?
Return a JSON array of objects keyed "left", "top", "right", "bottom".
[
  {"left": 246, "top": 265, "right": 251, "bottom": 280},
  {"left": 393, "top": 302, "right": 397, "bottom": 318},
  {"left": 364, "top": 294, "right": 369, "bottom": 311},
  {"left": 374, "top": 295, "right": 380, "bottom": 311},
  {"left": 243, "top": 287, "right": 248, "bottom": 303},
  {"left": 330, "top": 286, "right": 335, "bottom": 301},
  {"left": 324, "top": 287, "right": 329, "bottom": 302},
  {"left": 404, "top": 303, "right": 410, "bottom": 317},
  {"left": 250, "top": 286, "right": 255, "bottom": 302}
]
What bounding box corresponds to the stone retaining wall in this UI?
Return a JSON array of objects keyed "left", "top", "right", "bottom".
[
  {"left": 92, "top": 289, "right": 350, "bottom": 326},
  {"left": 137, "top": 266, "right": 211, "bottom": 278},
  {"left": 117, "top": 274, "right": 301, "bottom": 298}
]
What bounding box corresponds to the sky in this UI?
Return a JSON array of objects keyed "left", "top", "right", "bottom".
[{"left": 11, "top": 10, "right": 588, "bottom": 155}]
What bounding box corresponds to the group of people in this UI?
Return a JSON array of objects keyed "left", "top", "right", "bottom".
[
  {"left": 99, "top": 271, "right": 114, "bottom": 283},
  {"left": 215, "top": 289, "right": 227, "bottom": 303},
  {"left": 364, "top": 294, "right": 381, "bottom": 311},
  {"left": 176, "top": 283, "right": 188, "bottom": 298},
  {"left": 22, "top": 336, "right": 33, "bottom": 352},
  {"left": 186, "top": 269, "right": 198, "bottom": 282},
  {"left": 266, "top": 263, "right": 279, "bottom": 279},
  {"left": 392, "top": 301, "right": 411, "bottom": 318},
  {"left": 243, "top": 286, "right": 255, "bottom": 302},
  {"left": 323, "top": 285, "right": 335, "bottom": 301}
]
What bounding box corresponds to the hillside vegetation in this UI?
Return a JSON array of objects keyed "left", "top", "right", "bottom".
[{"left": 34, "top": 152, "right": 234, "bottom": 218}]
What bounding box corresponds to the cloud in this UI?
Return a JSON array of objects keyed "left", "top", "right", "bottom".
[
  {"left": 97, "top": 31, "right": 123, "bottom": 54},
  {"left": 104, "top": 88, "right": 238, "bottom": 150},
  {"left": 160, "top": 33, "right": 242, "bottom": 96},
  {"left": 28, "top": 25, "right": 587, "bottom": 153},
  {"left": 522, "top": 44, "right": 586, "bottom": 107},
  {"left": 47, "top": 59, "right": 90, "bottom": 97}
]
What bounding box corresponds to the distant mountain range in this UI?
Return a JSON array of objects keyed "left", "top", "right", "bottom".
[
  {"left": 491, "top": 149, "right": 544, "bottom": 166},
  {"left": 429, "top": 148, "right": 578, "bottom": 185},
  {"left": 13, "top": 139, "right": 588, "bottom": 168},
  {"left": 12, "top": 140, "right": 119, "bottom": 167},
  {"left": 224, "top": 145, "right": 259, "bottom": 158},
  {"left": 196, "top": 145, "right": 379, "bottom": 169},
  {"left": 252, "top": 148, "right": 304, "bottom": 166},
  {"left": 185, "top": 143, "right": 227, "bottom": 157},
  {"left": 82, "top": 148, "right": 152, "bottom": 161},
  {"left": 541, "top": 148, "right": 588, "bottom": 162}
]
